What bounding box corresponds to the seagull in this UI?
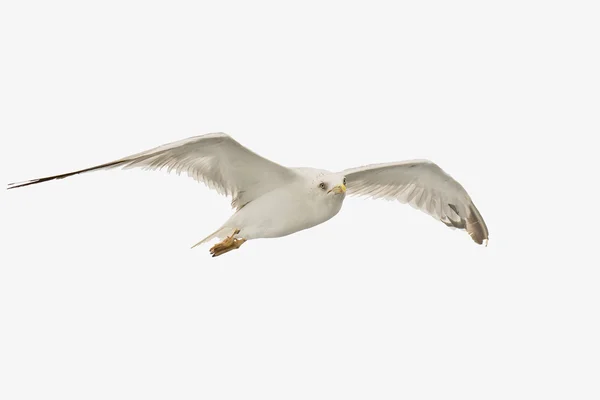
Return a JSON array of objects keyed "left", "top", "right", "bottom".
[{"left": 7, "top": 133, "right": 488, "bottom": 256}]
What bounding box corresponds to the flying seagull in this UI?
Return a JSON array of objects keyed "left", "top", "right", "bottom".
[{"left": 7, "top": 133, "right": 488, "bottom": 256}]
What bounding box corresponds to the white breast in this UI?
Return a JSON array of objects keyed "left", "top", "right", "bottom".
[{"left": 225, "top": 181, "right": 344, "bottom": 240}]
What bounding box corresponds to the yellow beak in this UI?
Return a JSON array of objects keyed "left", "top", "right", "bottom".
[{"left": 329, "top": 184, "right": 347, "bottom": 194}]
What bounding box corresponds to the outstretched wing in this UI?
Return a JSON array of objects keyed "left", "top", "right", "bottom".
[
  {"left": 7, "top": 132, "right": 298, "bottom": 210},
  {"left": 342, "top": 160, "right": 489, "bottom": 245}
]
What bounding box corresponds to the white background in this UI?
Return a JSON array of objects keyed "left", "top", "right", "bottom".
[{"left": 1, "top": 1, "right": 599, "bottom": 399}]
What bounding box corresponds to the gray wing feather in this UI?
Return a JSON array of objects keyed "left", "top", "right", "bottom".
[
  {"left": 342, "top": 160, "right": 489, "bottom": 245},
  {"left": 8, "top": 132, "right": 297, "bottom": 210}
]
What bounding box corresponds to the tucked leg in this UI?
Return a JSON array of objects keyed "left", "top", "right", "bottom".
[{"left": 209, "top": 229, "right": 246, "bottom": 257}]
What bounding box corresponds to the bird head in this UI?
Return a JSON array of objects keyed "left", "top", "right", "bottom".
[{"left": 311, "top": 171, "right": 346, "bottom": 200}]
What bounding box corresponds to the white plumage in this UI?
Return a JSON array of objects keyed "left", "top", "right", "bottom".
[{"left": 7, "top": 133, "right": 488, "bottom": 256}]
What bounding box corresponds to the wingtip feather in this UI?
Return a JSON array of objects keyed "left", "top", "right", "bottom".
[
  {"left": 7, "top": 179, "right": 42, "bottom": 190},
  {"left": 466, "top": 204, "right": 489, "bottom": 245}
]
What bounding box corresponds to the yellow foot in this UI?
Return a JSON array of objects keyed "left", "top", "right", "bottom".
[{"left": 209, "top": 229, "right": 246, "bottom": 257}]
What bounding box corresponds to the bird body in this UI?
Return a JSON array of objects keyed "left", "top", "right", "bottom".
[
  {"left": 8, "top": 133, "right": 488, "bottom": 257},
  {"left": 196, "top": 168, "right": 346, "bottom": 247}
]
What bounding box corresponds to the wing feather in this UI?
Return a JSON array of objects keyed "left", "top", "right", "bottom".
[
  {"left": 342, "top": 160, "right": 489, "bottom": 245},
  {"left": 7, "top": 132, "right": 298, "bottom": 210}
]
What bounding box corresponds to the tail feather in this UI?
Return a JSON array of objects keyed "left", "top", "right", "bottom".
[{"left": 191, "top": 227, "right": 237, "bottom": 249}]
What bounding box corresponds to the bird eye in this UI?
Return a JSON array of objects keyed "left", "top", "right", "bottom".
[
  {"left": 343, "top": 177, "right": 346, "bottom": 185},
  {"left": 319, "top": 182, "right": 327, "bottom": 190}
]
